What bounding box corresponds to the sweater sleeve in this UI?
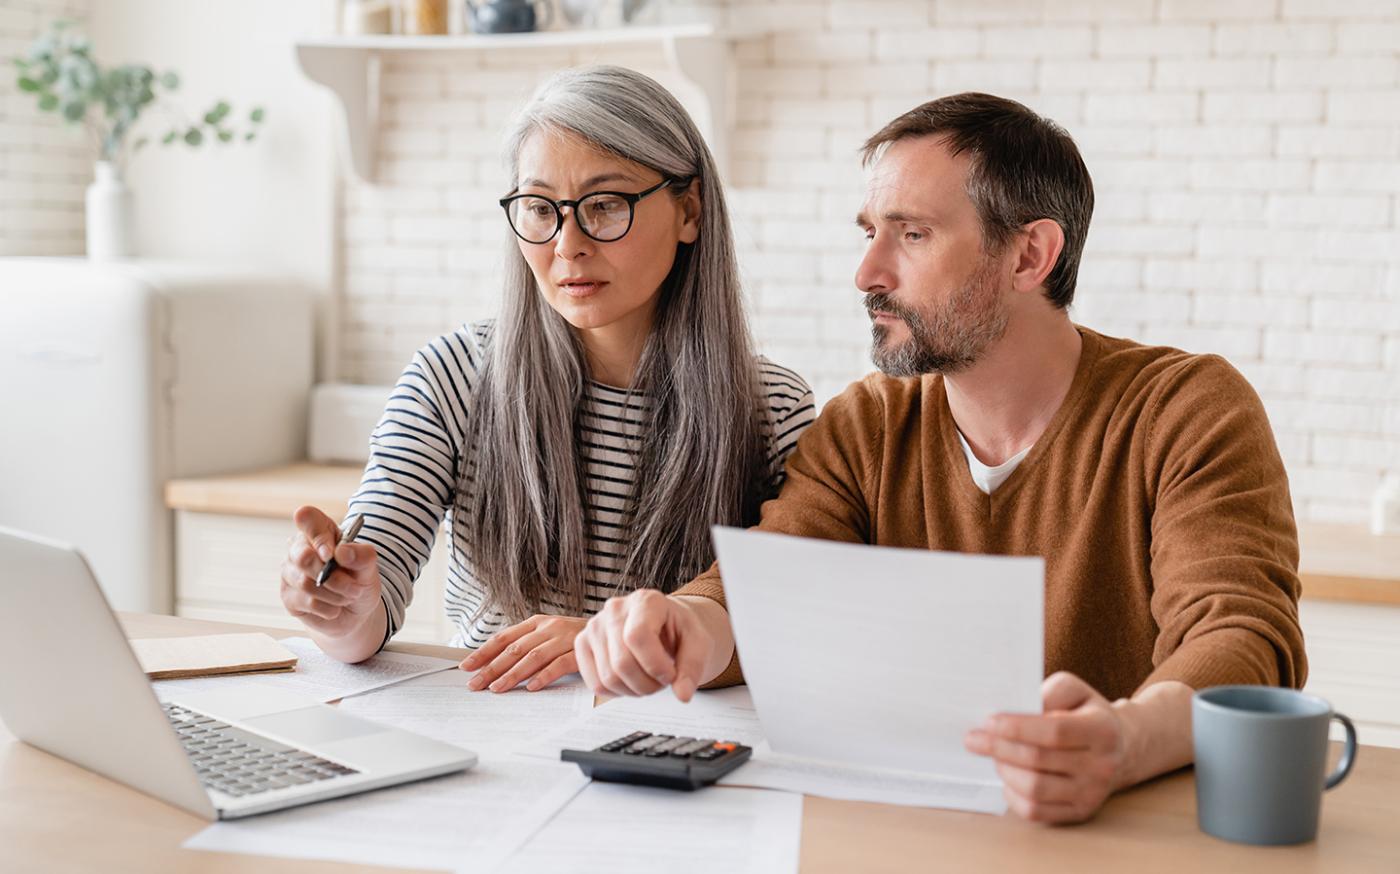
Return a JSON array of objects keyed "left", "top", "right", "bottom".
[
  {"left": 346, "top": 327, "right": 482, "bottom": 650},
  {"left": 676, "top": 376, "right": 885, "bottom": 687},
  {"left": 1138, "top": 355, "right": 1307, "bottom": 692}
]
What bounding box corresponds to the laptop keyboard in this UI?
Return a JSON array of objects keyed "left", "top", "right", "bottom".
[{"left": 163, "top": 702, "right": 360, "bottom": 798}]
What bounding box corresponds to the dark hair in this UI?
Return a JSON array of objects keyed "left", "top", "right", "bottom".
[{"left": 861, "top": 92, "right": 1093, "bottom": 310}]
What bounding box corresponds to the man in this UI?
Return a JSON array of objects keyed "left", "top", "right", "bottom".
[{"left": 571, "top": 93, "right": 1306, "bottom": 824}]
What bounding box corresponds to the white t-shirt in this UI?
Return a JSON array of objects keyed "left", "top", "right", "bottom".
[{"left": 956, "top": 430, "right": 1032, "bottom": 495}]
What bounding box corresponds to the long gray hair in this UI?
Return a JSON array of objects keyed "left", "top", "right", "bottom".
[{"left": 464, "top": 65, "right": 768, "bottom": 622}]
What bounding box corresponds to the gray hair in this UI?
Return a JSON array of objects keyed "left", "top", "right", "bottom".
[{"left": 464, "top": 65, "right": 768, "bottom": 621}]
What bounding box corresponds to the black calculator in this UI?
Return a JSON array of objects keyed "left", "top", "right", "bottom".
[{"left": 560, "top": 731, "right": 753, "bottom": 790}]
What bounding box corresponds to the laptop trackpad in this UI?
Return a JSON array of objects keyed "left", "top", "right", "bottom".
[{"left": 243, "top": 705, "right": 383, "bottom": 745}]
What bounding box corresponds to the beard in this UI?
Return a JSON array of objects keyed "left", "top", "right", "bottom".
[{"left": 866, "top": 255, "right": 1009, "bottom": 377}]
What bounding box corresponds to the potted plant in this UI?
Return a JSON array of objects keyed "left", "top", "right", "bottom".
[{"left": 11, "top": 21, "right": 267, "bottom": 259}]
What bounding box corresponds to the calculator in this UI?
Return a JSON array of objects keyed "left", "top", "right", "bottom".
[{"left": 560, "top": 731, "right": 753, "bottom": 790}]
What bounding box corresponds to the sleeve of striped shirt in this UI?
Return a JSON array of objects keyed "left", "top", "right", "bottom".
[
  {"left": 758, "top": 358, "right": 817, "bottom": 492},
  {"left": 345, "top": 326, "right": 483, "bottom": 650}
]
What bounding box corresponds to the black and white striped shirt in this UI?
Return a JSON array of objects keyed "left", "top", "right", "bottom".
[{"left": 348, "top": 321, "right": 817, "bottom": 650}]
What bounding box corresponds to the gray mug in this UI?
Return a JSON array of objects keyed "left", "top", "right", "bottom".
[{"left": 1192, "top": 685, "right": 1358, "bottom": 845}]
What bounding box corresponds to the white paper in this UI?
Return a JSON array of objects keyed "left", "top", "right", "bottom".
[
  {"left": 184, "top": 755, "right": 589, "bottom": 872},
  {"left": 721, "top": 743, "right": 1006, "bottom": 813},
  {"left": 522, "top": 685, "right": 764, "bottom": 760},
  {"left": 153, "top": 637, "right": 457, "bottom": 704},
  {"left": 336, "top": 668, "right": 595, "bottom": 754},
  {"left": 710, "top": 527, "right": 1045, "bottom": 812},
  {"left": 488, "top": 782, "right": 802, "bottom": 874}
]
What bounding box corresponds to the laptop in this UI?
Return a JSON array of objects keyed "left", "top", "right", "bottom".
[{"left": 0, "top": 526, "right": 476, "bottom": 819}]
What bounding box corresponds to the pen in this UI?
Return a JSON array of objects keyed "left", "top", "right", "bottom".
[{"left": 315, "top": 514, "right": 364, "bottom": 587}]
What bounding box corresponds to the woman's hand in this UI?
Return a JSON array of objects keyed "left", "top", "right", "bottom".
[
  {"left": 462, "top": 614, "right": 587, "bottom": 693},
  {"left": 280, "top": 505, "right": 383, "bottom": 639}
]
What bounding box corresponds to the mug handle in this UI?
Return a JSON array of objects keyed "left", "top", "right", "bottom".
[{"left": 1325, "top": 712, "right": 1358, "bottom": 790}]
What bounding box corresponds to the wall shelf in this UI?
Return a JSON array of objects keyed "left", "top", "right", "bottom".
[{"left": 294, "top": 23, "right": 733, "bottom": 183}]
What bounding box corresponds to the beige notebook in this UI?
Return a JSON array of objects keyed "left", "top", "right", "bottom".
[{"left": 131, "top": 632, "right": 298, "bottom": 680}]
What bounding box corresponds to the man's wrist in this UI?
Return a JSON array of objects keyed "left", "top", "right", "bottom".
[
  {"left": 1109, "top": 681, "right": 1196, "bottom": 792},
  {"left": 670, "top": 594, "right": 734, "bottom": 686},
  {"left": 1108, "top": 696, "right": 1146, "bottom": 791}
]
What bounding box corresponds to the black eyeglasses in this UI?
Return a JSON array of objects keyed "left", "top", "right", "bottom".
[{"left": 498, "top": 178, "right": 681, "bottom": 245}]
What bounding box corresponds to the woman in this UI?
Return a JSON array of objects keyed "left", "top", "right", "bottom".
[{"left": 278, "top": 66, "right": 815, "bottom": 693}]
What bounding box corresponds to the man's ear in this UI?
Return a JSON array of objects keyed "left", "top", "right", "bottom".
[
  {"left": 677, "top": 178, "right": 702, "bottom": 244},
  {"left": 1011, "top": 218, "right": 1065, "bottom": 295}
]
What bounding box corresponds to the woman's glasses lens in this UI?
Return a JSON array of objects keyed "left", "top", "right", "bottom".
[
  {"left": 504, "top": 190, "right": 644, "bottom": 244},
  {"left": 507, "top": 195, "right": 559, "bottom": 244}
]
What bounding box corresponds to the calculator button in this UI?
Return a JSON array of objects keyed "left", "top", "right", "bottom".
[
  {"left": 670, "top": 739, "right": 714, "bottom": 758},
  {"left": 714, "top": 742, "right": 738, "bottom": 752},
  {"left": 623, "top": 734, "right": 672, "bottom": 754},
  {"left": 599, "top": 732, "right": 650, "bottom": 752},
  {"left": 693, "top": 747, "right": 724, "bottom": 761},
  {"left": 656, "top": 736, "right": 692, "bottom": 752},
  {"left": 644, "top": 737, "right": 691, "bottom": 757}
]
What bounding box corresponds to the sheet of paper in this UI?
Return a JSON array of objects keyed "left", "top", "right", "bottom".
[
  {"left": 152, "top": 637, "right": 457, "bottom": 704},
  {"left": 184, "top": 755, "right": 589, "bottom": 872},
  {"left": 711, "top": 527, "right": 1045, "bottom": 812},
  {"left": 336, "top": 668, "right": 595, "bottom": 754},
  {"left": 487, "top": 782, "right": 802, "bottom": 874},
  {"left": 720, "top": 743, "right": 1006, "bottom": 813},
  {"left": 521, "top": 685, "right": 765, "bottom": 760}
]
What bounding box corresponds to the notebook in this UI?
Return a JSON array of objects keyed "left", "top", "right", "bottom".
[{"left": 131, "top": 632, "right": 298, "bottom": 680}]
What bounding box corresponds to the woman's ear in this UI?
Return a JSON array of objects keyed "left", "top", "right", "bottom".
[{"left": 677, "top": 178, "right": 702, "bottom": 244}]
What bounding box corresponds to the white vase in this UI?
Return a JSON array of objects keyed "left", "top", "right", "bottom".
[{"left": 86, "top": 161, "right": 136, "bottom": 260}]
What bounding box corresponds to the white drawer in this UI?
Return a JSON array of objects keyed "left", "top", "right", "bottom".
[
  {"left": 1300, "top": 600, "right": 1400, "bottom": 749},
  {"left": 174, "top": 510, "right": 453, "bottom": 646}
]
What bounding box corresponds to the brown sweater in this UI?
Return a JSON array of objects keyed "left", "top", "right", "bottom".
[{"left": 678, "top": 327, "right": 1307, "bottom": 700}]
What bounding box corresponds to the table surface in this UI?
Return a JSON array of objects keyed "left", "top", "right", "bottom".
[{"left": 2, "top": 612, "right": 1397, "bottom": 873}]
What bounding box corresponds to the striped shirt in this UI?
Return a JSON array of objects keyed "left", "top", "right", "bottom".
[{"left": 347, "top": 320, "right": 817, "bottom": 650}]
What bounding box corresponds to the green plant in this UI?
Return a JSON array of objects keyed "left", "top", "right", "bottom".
[{"left": 12, "top": 20, "right": 266, "bottom": 169}]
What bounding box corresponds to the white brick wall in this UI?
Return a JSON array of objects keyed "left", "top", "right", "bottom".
[
  {"left": 323, "top": 0, "right": 1400, "bottom": 526},
  {"left": 0, "top": 0, "right": 90, "bottom": 256}
]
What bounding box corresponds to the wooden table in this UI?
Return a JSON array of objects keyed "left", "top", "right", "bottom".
[{"left": 2, "top": 614, "right": 1397, "bottom": 873}]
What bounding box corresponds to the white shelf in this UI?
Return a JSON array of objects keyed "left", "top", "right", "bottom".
[{"left": 295, "top": 24, "right": 734, "bottom": 182}]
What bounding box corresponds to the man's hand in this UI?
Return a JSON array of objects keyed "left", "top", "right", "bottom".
[
  {"left": 461, "top": 615, "right": 586, "bottom": 693},
  {"left": 964, "top": 671, "right": 1126, "bottom": 824},
  {"left": 573, "top": 590, "right": 717, "bottom": 702}
]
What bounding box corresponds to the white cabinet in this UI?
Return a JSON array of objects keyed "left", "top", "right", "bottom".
[
  {"left": 0, "top": 258, "right": 314, "bottom": 613},
  {"left": 1300, "top": 600, "right": 1400, "bottom": 749},
  {"left": 166, "top": 464, "right": 456, "bottom": 646}
]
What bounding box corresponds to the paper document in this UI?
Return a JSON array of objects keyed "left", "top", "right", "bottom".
[
  {"left": 130, "top": 632, "right": 296, "bottom": 679},
  {"left": 489, "top": 782, "right": 802, "bottom": 874},
  {"left": 523, "top": 685, "right": 764, "bottom": 761},
  {"left": 710, "top": 527, "right": 1044, "bottom": 813},
  {"left": 153, "top": 636, "right": 457, "bottom": 703},
  {"left": 185, "top": 755, "right": 589, "bottom": 872},
  {"left": 337, "top": 668, "right": 594, "bottom": 753}
]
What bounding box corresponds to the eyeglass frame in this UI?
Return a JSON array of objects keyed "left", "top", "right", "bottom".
[{"left": 497, "top": 177, "right": 690, "bottom": 245}]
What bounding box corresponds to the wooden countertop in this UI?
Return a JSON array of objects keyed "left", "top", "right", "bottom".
[
  {"left": 1296, "top": 522, "right": 1400, "bottom": 606},
  {"left": 165, "top": 465, "right": 1400, "bottom": 606},
  {"left": 165, "top": 463, "right": 364, "bottom": 522}
]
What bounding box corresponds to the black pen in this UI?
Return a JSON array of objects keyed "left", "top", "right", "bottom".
[{"left": 315, "top": 515, "right": 364, "bottom": 587}]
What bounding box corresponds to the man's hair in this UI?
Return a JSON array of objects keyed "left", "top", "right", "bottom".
[{"left": 861, "top": 92, "right": 1094, "bottom": 310}]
